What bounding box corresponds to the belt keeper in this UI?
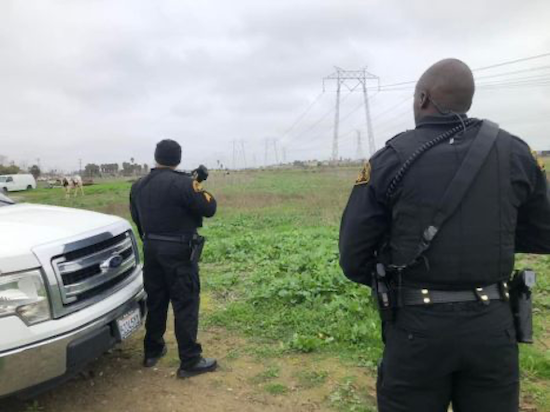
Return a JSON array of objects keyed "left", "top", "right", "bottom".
[
  {"left": 474, "top": 287, "right": 490, "bottom": 305},
  {"left": 421, "top": 288, "right": 431, "bottom": 304},
  {"left": 499, "top": 281, "right": 510, "bottom": 301}
]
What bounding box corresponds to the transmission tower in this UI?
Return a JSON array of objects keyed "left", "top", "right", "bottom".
[
  {"left": 273, "top": 139, "right": 280, "bottom": 164},
  {"left": 232, "top": 140, "right": 237, "bottom": 169},
  {"left": 324, "top": 67, "right": 379, "bottom": 161},
  {"left": 240, "top": 140, "right": 247, "bottom": 169}
]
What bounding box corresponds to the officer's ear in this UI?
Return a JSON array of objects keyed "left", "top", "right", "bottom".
[{"left": 418, "top": 90, "right": 430, "bottom": 109}]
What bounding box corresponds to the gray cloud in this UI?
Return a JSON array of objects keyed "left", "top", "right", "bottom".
[{"left": 0, "top": 0, "right": 549, "bottom": 171}]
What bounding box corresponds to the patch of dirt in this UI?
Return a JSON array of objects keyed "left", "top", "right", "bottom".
[{"left": 0, "top": 323, "right": 374, "bottom": 412}]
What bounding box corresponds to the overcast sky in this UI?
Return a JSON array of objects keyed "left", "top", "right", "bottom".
[{"left": 1, "top": 0, "right": 549, "bottom": 172}]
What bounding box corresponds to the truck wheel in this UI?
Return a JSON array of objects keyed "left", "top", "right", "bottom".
[
  {"left": 2, "top": 187, "right": 7, "bottom": 193},
  {"left": 27, "top": 185, "right": 33, "bottom": 190}
]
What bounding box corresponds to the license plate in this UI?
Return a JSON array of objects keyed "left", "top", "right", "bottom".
[{"left": 116, "top": 307, "right": 141, "bottom": 340}]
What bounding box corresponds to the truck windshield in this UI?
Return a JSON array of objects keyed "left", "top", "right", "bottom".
[
  {"left": 0, "top": 192, "right": 14, "bottom": 206},
  {"left": 0, "top": 177, "right": 7, "bottom": 182}
]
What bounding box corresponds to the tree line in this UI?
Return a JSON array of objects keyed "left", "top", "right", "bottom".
[{"left": 84, "top": 161, "right": 149, "bottom": 177}]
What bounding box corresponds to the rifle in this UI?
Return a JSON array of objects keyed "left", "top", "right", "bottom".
[{"left": 177, "top": 165, "right": 209, "bottom": 182}]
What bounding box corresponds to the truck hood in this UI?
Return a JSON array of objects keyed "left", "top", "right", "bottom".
[{"left": 0, "top": 204, "right": 124, "bottom": 272}]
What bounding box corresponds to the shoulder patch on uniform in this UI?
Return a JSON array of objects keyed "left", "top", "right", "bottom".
[
  {"left": 355, "top": 162, "right": 371, "bottom": 185},
  {"left": 531, "top": 150, "right": 546, "bottom": 171},
  {"left": 192, "top": 180, "right": 203, "bottom": 193}
]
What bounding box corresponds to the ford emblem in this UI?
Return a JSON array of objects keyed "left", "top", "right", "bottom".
[{"left": 102, "top": 254, "right": 124, "bottom": 270}]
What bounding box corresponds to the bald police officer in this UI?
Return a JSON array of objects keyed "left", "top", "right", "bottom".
[
  {"left": 339, "top": 59, "right": 550, "bottom": 411},
  {"left": 130, "top": 139, "right": 217, "bottom": 378}
]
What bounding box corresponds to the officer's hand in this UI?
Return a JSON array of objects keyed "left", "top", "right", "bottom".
[{"left": 193, "top": 165, "right": 209, "bottom": 182}]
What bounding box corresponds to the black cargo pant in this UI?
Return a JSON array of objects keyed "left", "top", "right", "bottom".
[
  {"left": 142, "top": 239, "right": 202, "bottom": 368},
  {"left": 377, "top": 300, "right": 519, "bottom": 412}
]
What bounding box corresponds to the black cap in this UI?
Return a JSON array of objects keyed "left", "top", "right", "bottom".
[{"left": 154, "top": 139, "right": 181, "bottom": 167}]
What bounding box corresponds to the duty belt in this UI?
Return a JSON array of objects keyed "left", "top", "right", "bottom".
[
  {"left": 144, "top": 233, "right": 198, "bottom": 244},
  {"left": 401, "top": 282, "right": 509, "bottom": 306}
]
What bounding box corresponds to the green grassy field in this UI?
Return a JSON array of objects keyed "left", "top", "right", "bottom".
[{"left": 14, "top": 167, "right": 550, "bottom": 410}]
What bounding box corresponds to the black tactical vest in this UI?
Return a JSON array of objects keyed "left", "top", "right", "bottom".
[{"left": 386, "top": 121, "right": 516, "bottom": 290}]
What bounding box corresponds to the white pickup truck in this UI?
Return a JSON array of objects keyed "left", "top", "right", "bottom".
[{"left": 0, "top": 192, "right": 146, "bottom": 398}]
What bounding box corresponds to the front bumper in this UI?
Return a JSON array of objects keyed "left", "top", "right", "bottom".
[{"left": 0, "top": 288, "right": 146, "bottom": 399}]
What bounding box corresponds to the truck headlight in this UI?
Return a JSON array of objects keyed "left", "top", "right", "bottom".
[{"left": 0, "top": 270, "right": 51, "bottom": 325}]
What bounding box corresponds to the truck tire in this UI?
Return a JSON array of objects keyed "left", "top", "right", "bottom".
[
  {"left": 2, "top": 187, "right": 7, "bottom": 193},
  {"left": 27, "top": 185, "right": 33, "bottom": 190}
]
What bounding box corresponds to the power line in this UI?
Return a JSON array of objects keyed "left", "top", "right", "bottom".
[
  {"left": 286, "top": 89, "right": 357, "bottom": 145},
  {"left": 338, "top": 95, "right": 413, "bottom": 144},
  {"left": 292, "top": 92, "right": 410, "bottom": 155},
  {"left": 339, "top": 92, "right": 380, "bottom": 125},
  {"left": 473, "top": 52, "right": 550, "bottom": 72},
  {"left": 281, "top": 91, "right": 325, "bottom": 137},
  {"left": 286, "top": 89, "right": 376, "bottom": 152},
  {"left": 374, "top": 73, "right": 550, "bottom": 92},
  {"left": 478, "top": 80, "right": 550, "bottom": 90},
  {"left": 474, "top": 64, "right": 550, "bottom": 80},
  {"left": 477, "top": 74, "right": 550, "bottom": 87},
  {"left": 373, "top": 104, "right": 413, "bottom": 132},
  {"left": 377, "top": 51, "right": 550, "bottom": 90}
]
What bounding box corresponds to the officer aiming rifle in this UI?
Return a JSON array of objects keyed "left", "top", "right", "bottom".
[{"left": 130, "top": 139, "right": 218, "bottom": 378}]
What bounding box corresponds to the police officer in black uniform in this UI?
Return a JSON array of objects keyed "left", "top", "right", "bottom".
[
  {"left": 130, "top": 139, "right": 217, "bottom": 378},
  {"left": 339, "top": 59, "right": 550, "bottom": 411}
]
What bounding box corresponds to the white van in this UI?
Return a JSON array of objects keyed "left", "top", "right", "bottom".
[{"left": 0, "top": 174, "right": 37, "bottom": 192}]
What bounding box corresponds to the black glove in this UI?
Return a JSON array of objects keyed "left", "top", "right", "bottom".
[{"left": 193, "top": 165, "right": 209, "bottom": 182}]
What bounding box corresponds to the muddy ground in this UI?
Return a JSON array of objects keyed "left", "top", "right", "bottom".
[
  {"left": 0, "top": 318, "right": 376, "bottom": 412},
  {"left": 1, "top": 313, "right": 545, "bottom": 412}
]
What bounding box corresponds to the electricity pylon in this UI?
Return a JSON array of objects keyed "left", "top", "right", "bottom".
[{"left": 324, "top": 67, "right": 379, "bottom": 161}]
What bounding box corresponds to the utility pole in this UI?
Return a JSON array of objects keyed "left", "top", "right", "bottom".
[
  {"left": 232, "top": 140, "right": 237, "bottom": 170},
  {"left": 79, "top": 158, "right": 82, "bottom": 176},
  {"left": 240, "top": 140, "right": 247, "bottom": 169},
  {"left": 356, "top": 130, "right": 364, "bottom": 160},
  {"left": 324, "top": 67, "right": 379, "bottom": 161},
  {"left": 282, "top": 147, "right": 287, "bottom": 164},
  {"left": 264, "top": 138, "right": 269, "bottom": 167}
]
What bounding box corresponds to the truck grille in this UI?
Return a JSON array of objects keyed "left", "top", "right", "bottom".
[{"left": 52, "top": 231, "right": 138, "bottom": 306}]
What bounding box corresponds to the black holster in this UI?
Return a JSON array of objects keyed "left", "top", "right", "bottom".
[
  {"left": 509, "top": 269, "right": 536, "bottom": 344},
  {"left": 372, "top": 263, "right": 396, "bottom": 322},
  {"left": 190, "top": 235, "right": 206, "bottom": 265}
]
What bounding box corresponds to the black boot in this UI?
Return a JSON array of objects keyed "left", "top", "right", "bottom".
[
  {"left": 143, "top": 346, "right": 167, "bottom": 368},
  {"left": 177, "top": 357, "right": 217, "bottom": 378}
]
